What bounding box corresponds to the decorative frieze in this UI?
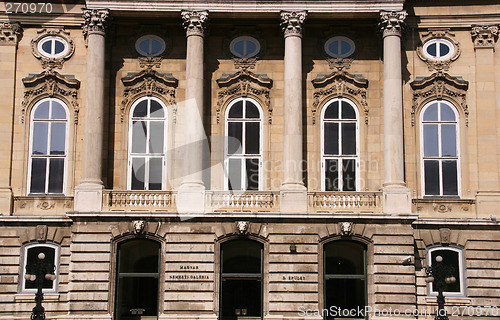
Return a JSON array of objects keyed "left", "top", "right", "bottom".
[
  {"left": 0, "top": 22, "right": 22, "bottom": 45},
  {"left": 379, "top": 10, "right": 407, "bottom": 38},
  {"left": 82, "top": 8, "right": 110, "bottom": 37},
  {"left": 181, "top": 10, "right": 209, "bottom": 37},
  {"left": 31, "top": 28, "right": 75, "bottom": 70},
  {"left": 471, "top": 25, "right": 499, "bottom": 49},
  {"left": 280, "top": 11, "right": 307, "bottom": 38}
]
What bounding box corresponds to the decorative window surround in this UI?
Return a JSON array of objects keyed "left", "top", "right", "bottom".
[
  {"left": 230, "top": 36, "right": 260, "bottom": 58},
  {"left": 31, "top": 29, "right": 74, "bottom": 70},
  {"left": 20, "top": 242, "right": 60, "bottom": 294},
  {"left": 416, "top": 30, "right": 460, "bottom": 72},
  {"left": 427, "top": 245, "right": 466, "bottom": 297}
]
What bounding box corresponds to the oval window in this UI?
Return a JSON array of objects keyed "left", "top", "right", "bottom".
[
  {"left": 230, "top": 36, "right": 260, "bottom": 58},
  {"left": 135, "top": 35, "right": 166, "bottom": 57},
  {"left": 423, "top": 39, "right": 454, "bottom": 61},
  {"left": 324, "top": 36, "right": 355, "bottom": 58},
  {"left": 37, "top": 36, "right": 69, "bottom": 58}
]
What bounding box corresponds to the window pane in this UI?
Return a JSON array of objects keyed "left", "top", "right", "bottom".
[
  {"left": 227, "top": 122, "right": 242, "bottom": 155},
  {"left": 342, "top": 123, "right": 356, "bottom": 155},
  {"left": 133, "top": 101, "right": 148, "bottom": 118},
  {"left": 324, "top": 101, "right": 339, "bottom": 119},
  {"left": 246, "top": 158, "right": 259, "bottom": 190},
  {"left": 423, "top": 124, "right": 439, "bottom": 157},
  {"left": 132, "top": 121, "right": 147, "bottom": 153},
  {"left": 427, "top": 43, "right": 437, "bottom": 57},
  {"left": 228, "top": 101, "right": 243, "bottom": 118},
  {"left": 424, "top": 160, "right": 440, "bottom": 195},
  {"left": 221, "top": 279, "right": 261, "bottom": 318},
  {"left": 116, "top": 277, "right": 158, "bottom": 317},
  {"left": 32, "top": 122, "right": 48, "bottom": 155},
  {"left": 442, "top": 160, "right": 458, "bottom": 196},
  {"left": 50, "top": 123, "right": 66, "bottom": 155},
  {"left": 325, "top": 241, "right": 365, "bottom": 275},
  {"left": 340, "top": 40, "right": 351, "bottom": 55},
  {"left": 30, "top": 158, "right": 47, "bottom": 193},
  {"left": 245, "top": 102, "right": 260, "bottom": 118},
  {"left": 325, "top": 159, "right": 338, "bottom": 191},
  {"left": 139, "top": 40, "right": 149, "bottom": 55},
  {"left": 54, "top": 40, "right": 65, "bottom": 54},
  {"left": 41, "top": 41, "right": 52, "bottom": 54},
  {"left": 131, "top": 157, "right": 145, "bottom": 190},
  {"left": 25, "top": 246, "right": 56, "bottom": 289},
  {"left": 228, "top": 159, "right": 241, "bottom": 191},
  {"left": 328, "top": 41, "right": 339, "bottom": 55},
  {"left": 149, "top": 121, "right": 164, "bottom": 154},
  {"left": 343, "top": 159, "right": 356, "bottom": 191},
  {"left": 34, "top": 101, "right": 50, "bottom": 119},
  {"left": 148, "top": 158, "right": 162, "bottom": 190},
  {"left": 118, "top": 239, "right": 159, "bottom": 273},
  {"left": 439, "top": 43, "right": 450, "bottom": 57},
  {"left": 430, "top": 249, "right": 461, "bottom": 293},
  {"left": 325, "top": 279, "right": 365, "bottom": 319},
  {"left": 245, "top": 122, "right": 260, "bottom": 154},
  {"left": 341, "top": 102, "right": 356, "bottom": 119},
  {"left": 234, "top": 41, "right": 244, "bottom": 56},
  {"left": 423, "top": 103, "right": 438, "bottom": 121},
  {"left": 150, "top": 100, "right": 164, "bottom": 118},
  {"left": 151, "top": 40, "right": 162, "bottom": 55},
  {"left": 441, "top": 104, "right": 456, "bottom": 121},
  {"left": 48, "top": 158, "right": 64, "bottom": 193},
  {"left": 222, "top": 240, "right": 262, "bottom": 274},
  {"left": 441, "top": 124, "right": 457, "bottom": 157},
  {"left": 246, "top": 40, "right": 257, "bottom": 56},
  {"left": 51, "top": 102, "right": 66, "bottom": 119},
  {"left": 324, "top": 123, "right": 339, "bottom": 155}
]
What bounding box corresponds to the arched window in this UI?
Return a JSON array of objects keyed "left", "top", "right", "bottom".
[
  {"left": 427, "top": 246, "right": 465, "bottom": 296},
  {"left": 322, "top": 98, "right": 359, "bottom": 191},
  {"left": 324, "top": 241, "right": 367, "bottom": 318},
  {"left": 28, "top": 98, "right": 68, "bottom": 194},
  {"left": 220, "top": 239, "right": 263, "bottom": 319},
  {"left": 128, "top": 97, "right": 167, "bottom": 190},
  {"left": 225, "top": 98, "right": 263, "bottom": 191},
  {"left": 20, "top": 242, "right": 60, "bottom": 293},
  {"left": 420, "top": 100, "right": 460, "bottom": 197},
  {"left": 115, "top": 239, "right": 160, "bottom": 320}
]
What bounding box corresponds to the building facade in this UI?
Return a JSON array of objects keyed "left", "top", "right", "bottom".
[{"left": 0, "top": 0, "right": 500, "bottom": 319}]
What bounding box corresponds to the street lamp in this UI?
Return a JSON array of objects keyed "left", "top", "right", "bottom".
[
  {"left": 24, "top": 252, "right": 56, "bottom": 320},
  {"left": 425, "top": 255, "right": 456, "bottom": 320}
]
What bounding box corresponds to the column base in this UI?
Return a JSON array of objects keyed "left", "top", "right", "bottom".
[
  {"left": 0, "top": 187, "right": 13, "bottom": 215},
  {"left": 177, "top": 183, "right": 206, "bottom": 215},
  {"left": 74, "top": 183, "right": 103, "bottom": 212},
  {"left": 280, "top": 183, "right": 307, "bottom": 213},
  {"left": 382, "top": 184, "right": 412, "bottom": 214},
  {"left": 159, "top": 314, "right": 217, "bottom": 320},
  {"left": 476, "top": 191, "right": 500, "bottom": 218}
]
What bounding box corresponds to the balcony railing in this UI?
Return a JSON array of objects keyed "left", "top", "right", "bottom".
[
  {"left": 308, "top": 191, "right": 382, "bottom": 213},
  {"left": 206, "top": 191, "right": 279, "bottom": 212},
  {"left": 102, "top": 190, "right": 176, "bottom": 211}
]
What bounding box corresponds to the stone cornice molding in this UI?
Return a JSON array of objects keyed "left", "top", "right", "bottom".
[
  {"left": 471, "top": 25, "right": 499, "bottom": 49},
  {"left": 22, "top": 70, "right": 80, "bottom": 124},
  {"left": 280, "top": 11, "right": 307, "bottom": 38},
  {"left": 82, "top": 8, "right": 110, "bottom": 37},
  {"left": 312, "top": 71, "right": 369, "bottom": 124},
  {"left": 121, "top": 69, "right": 178, "bottom": 122},
  {"left": 216, "top": 71, "right": 273, "bottom": 124},
  {"left": 410, "top": 72, "right": 469, "bottom": 126},
  {"left": 0, "top": 22, "right": 22, "bottom": 45},
  {"left": 181, "top": 10, "right": 209, "bottom": 37},
  {"left": 379, "top": 10, "right": 407, "bottom": 38}
]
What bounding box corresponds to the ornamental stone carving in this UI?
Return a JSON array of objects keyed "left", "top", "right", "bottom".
[
  {"left": 439, "top": 228, "right": 451, "bottom": 244},
  {"left": 236, "top": 221, "right": 250, "bottom": 235},
  {"left": 471, "top": 25, "right": 499, "bottom": 49},
  {"left": 416, "top": 30, "right": 461, "bottom": 72},
  {"left": 181, "top": 10, "right": 209, "bottom": 37},
  {"left": 379, "top": 10, "right": 407, "bottom": 38},
  {"left": 132, "top": 220, "right": 146, "bottom": 234},
  {"left": 0, "top": 22, "right": 22, "bottom": 45},
  {"left": 410, "top": 72, "right": 469, "bottom": 126},
  {"left": 82, "top": 8, "right": 110, "bottom": 37},
  {"left": 31, "top": 28, "right": 75, "bottom": 70},
  {"left": 280, "top": 11, "right": 307, "bottom": 38},
  {"left": 339, "top": 222, "right": 353, "bottom": 236}
]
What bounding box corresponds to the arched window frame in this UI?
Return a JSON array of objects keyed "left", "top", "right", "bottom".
[
  {"left": 427, "top": 245, "right": 466, "bottom": 297},
  {"left": 419, "top": 100, "right": 461, "bottom": 198},
  {"left": 27, "top": 98, "right": 69, "bottom": 195},
  {"left": 127, "top": 96, "right": 168, "bottom": 191},
  {"left": 224, "top": 97, "right": 263, "bottom": 191},
  {"left": 20, "top": 242, "right": 60, "bottom": 293},
  {"left": 320, "top": 98, "right": 360, "bottom": 192}
]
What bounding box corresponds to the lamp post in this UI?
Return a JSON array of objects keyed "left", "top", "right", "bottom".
[
  {"left": 425, "top": 255, "right": 456, "bottom": 320},
  {"left": 24, "top": 252, "right": 56, "bottom": 320}
]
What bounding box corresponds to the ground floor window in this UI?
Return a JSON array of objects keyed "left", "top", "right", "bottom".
[{"left": 115, "top": 239, "right": 160, "bottom": 320}]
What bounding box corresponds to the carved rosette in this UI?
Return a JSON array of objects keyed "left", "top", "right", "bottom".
[
  {"left": 280, "top": 11, "right": 307, "bottom": 38},
  {"left": 82, "top": 8, "right": 110, "bottom": 37},
  {"left": 379, "top": 10, "right": 407, "bottom": 38},
  {"left": 312, "top": 71, "right": 369, "bottom": 124},
  {"left": 22, "top": 70, "right": 80, "bottom": 124},
  {"left": 0, "top": 22, "right": 22, "bottom": 45},
  {"left": 471, "top": 25, "right": 499, "bottom": 49},
  {"left": 416, "top": 30, "right": 460, "bottom": 72},
  {"left": 181, "top": 10, "right": 209, "bottom": 37},
  {"left": 31, "top": 29, "right": 75, "bottom": 70},
  {"left": 410, "top": 72, "right": 469, "bottom": 126}
]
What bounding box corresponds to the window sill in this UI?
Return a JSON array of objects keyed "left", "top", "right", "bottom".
[
  {"left": 425, "top": 296, "right": 471, "bottom": 305},
  {"left": 15, "top": 293, "right": 60, "bottom": 301}
]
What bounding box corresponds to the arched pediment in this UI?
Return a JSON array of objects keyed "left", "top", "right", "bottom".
[
  {"left": 312, "top": 71, "right": 368, "bottom": 124},
  {"left": 410, "top": 72, "right": 469, "bottom": 126}
]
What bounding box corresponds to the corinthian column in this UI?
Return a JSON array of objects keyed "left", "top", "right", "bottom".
[
  {"left": 74, "top": 9, "right": 110, "bottom": 212},
  {"left": 177, "top": 10, "right": 208, "bottom": 214},
  {"left": 379, "top": 11, "right": 411, "bottom": 214},
  {"left": 280, "top": 11, "right": 308, "bottom": 213}
]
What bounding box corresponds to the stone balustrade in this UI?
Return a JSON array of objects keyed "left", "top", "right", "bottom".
[{"left": 308, "top": 191, "right": 382, "bottom": 213}]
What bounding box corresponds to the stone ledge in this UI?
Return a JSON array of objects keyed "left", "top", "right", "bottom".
[{"left": 14, "top": 293, "right": 60, "bottom": 301}]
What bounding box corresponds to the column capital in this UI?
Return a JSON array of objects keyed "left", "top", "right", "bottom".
[
  {"left": 181, "top": 10, "right": 209, "bottom": 37},
  {"left": 471, "top": 25, "right": 499, "bottom": 49},
  {"left": 379, "top": 10, "right": 407, "bottom": 38},
  {"left": 82, "top": 8, "right": 110, "bottom": 37},
  {"left": 0, "top": 22, "right": 22, "bottom": 46},
  {"left": 280, "top": 11, "right": 307, "bottom": 38}
]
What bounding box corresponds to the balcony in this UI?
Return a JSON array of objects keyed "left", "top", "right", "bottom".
[{"left": 308, "top": 191, "right": 382, "bottom": 213}]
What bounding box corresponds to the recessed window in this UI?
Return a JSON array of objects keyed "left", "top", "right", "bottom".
[
  {"left": 135, "top": 35, "right": 166, "bottom": 57},
  {"left": 427, "top": 246, "right": 465, "bottom": 296},
  {"left": 37, "top": 36, "right": 69, "bottom": 58},
  {"left": 21, "top": 242, "right": 59, "bottom": 293},
  {"left": 423, "top": 39, "right": 454, "bottom": 61},
  {"left": 325, "top": 36, "right": 355, "bottom": 58},
  {"left": 230, "top": 36, "right": 260, "bottom": 58}
]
